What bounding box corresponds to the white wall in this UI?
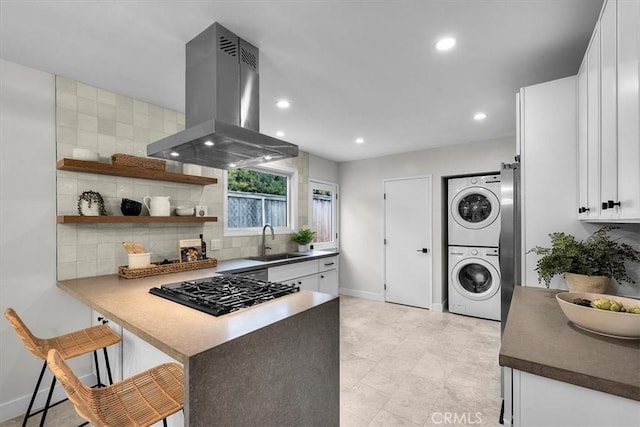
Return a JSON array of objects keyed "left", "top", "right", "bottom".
[
  {"left": 309, "top": 153, "right": 339, "bottom": 183},
  {"left": 0, "top": 60, "right": 92, "bottom": 422},
  {"left": 338, "top": 136, "right": 515, "bottom": 306}
]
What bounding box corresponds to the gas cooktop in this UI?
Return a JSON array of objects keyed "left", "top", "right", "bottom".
[{"left": 149, "top": 275, "right": 299, "bottom": 317}]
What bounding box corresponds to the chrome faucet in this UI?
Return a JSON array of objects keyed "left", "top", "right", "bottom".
[{"left": 261, "top": 224, "right": 275, "bottom": 256}]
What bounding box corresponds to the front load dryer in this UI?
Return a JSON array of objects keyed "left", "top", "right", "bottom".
[
  {"left": 448, "top": 246, "right": 500, "bottom": 321},
  {"left": 448, "top": 175, "right": 501, "bottom": 247}
]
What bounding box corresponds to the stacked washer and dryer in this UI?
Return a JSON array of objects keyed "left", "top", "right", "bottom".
[{"left": 447, "top": 175, "right": 501, "bottom": 321}]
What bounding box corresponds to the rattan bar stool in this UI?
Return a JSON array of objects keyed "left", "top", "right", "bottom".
[
  {"left": 4, "top": 308, "right": 122, "bottom": 427},
  {"left": 47, "top": 348, "right": 184, "bottom": 427}
]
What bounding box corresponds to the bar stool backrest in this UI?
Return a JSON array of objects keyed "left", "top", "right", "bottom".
[
  {"left": 46, "top": 349, "right": 99, "bottom": 425},
  {"left": 4, "top": 308, "right": 46, "bottom": 359}
]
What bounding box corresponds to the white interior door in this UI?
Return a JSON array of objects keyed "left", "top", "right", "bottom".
[{"left": 384, "top": 176, "right": 432, "bottom": 309}]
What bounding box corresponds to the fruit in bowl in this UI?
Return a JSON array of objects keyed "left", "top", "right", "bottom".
[{"left": 556, "top": 292, "right": 640, "bottom": 339}]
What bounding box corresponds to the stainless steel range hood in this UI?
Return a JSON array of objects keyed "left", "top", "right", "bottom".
[{"left": 147, "top": 23, "right": 298, "bottom": 169}]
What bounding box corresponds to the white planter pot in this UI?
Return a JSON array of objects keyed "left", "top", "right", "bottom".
[
  {"left": 79, "top": 199, "right": 100, "bottom": 216},
  {"left": 297, "top": 244, "right": 310, "bottom": 252}
]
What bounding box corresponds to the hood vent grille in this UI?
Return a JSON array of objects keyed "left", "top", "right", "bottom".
[
  {"left": 147, "top": 22, "right": 298, "bottom": 170},
  {"left": 241, "top": 48, "right": 257, "bottom": 69},
  {"left": 219, "top": 36, "right": 237, "bottom": 56}
]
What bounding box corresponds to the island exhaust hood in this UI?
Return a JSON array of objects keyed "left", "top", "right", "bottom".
[{"left": 147, "top": 22, "right": 298, "bottom": 169}]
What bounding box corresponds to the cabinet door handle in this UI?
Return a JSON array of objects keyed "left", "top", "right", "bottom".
[
  {"left": 578, "top": 207, "right": 590, "bottom": 213},
  {"left": 320, "top": 275, "right": 324, "bottom": 279},
  {"left": 602, "top": 202, "right": 608, "bottom": 210},
  {"left": 324, "top": 262, "right": 335, "bottom": 266},
  {"left": 416, "top": 248, "right": 429, "bottom": 253},
  {"left": 607, "top": 200, "right": 621, "bottom": 208}
]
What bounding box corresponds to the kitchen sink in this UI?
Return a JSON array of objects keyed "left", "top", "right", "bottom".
[{"left": 245, "top": 253, "right": 309, "bottom": 262}]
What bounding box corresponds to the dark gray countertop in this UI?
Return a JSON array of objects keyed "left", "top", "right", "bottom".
[
  {"left": 499, "top": 286, "right": 640, "bottom": 401},
  {"left": 214, "top": 249, "right": 339, "bottom": 274}
]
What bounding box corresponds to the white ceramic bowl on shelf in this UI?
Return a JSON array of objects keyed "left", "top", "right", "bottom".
[
  {"left": 556, "top": 292, "right": 640, "bottom": 339},
  {"left": 72, "top": 148, "right": 99, "bottom": 161},
  {"left": 175, "top": 206, "right": 195, "bottom": 216}
]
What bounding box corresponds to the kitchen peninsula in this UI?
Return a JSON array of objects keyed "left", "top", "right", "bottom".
[
  {"left": 499, "top": 286, "right": 639, "bottom": 426},
  {"left": 58, "top": 263, "right": 339, "bottom": 426}
]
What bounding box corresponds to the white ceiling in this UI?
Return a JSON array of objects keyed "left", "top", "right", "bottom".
[{"left": 0, "top": 0, "right": 602, "bottom": 163}]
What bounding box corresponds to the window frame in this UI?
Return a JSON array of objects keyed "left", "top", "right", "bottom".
[
  {"left": 223, "top": 163, "right": 298, "bottom": 237},
  {"left": 309, "top": 179, "right": 339, "bottom": 250}
]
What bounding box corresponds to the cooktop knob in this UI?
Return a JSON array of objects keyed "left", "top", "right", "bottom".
[
  {"left": 470, "top": 249, "right": 479, "bottom": 256},
  {"left": 471, "top": 178, "right": 478, "bottom": 184}
]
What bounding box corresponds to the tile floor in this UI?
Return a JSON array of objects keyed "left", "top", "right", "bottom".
[{"left": 1, "top": 295, "right": 502, "bottom": 426}]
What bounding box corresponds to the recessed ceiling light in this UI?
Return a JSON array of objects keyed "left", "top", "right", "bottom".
[
  {"left": 474, "top": 112, "right": 488, "bottom": 121},
  {"left": 204, "top": 140, "right": 214, "bottom": 146},
  {"left": 229, "top": 163, "right": 237, "bottom": 168},
  {"left": 276, "top": 131, "right": 285, "bottom": 137},
  {"left": 435, "top": 37, "right": 457, "bottom": 51},
  {"left": 276, "top": 99, "right": 291, "bottom": 109},
  {"left": 170, "top": 151, "right": 179, "bottom": 157},
  {"left": 264, "top": 155, "right": 273, "bottom": 161},
  {"left": 355, "top": 138, "right": 365, "bottom": 144}
]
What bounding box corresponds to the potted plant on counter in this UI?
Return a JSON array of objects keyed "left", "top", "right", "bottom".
[
  {"left": 529, "top": 226, "right": 640, "bottom": 293},
  {"left": 291, "top": 228, "right": 315, "bottom": 252}
]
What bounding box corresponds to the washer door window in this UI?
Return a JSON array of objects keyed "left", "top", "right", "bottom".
[
  {"left": 451, "top": 258, "right": 500, "bottom": 301},
  {"left": 451, "top": 187, "right": 500, "bottom": 230}
]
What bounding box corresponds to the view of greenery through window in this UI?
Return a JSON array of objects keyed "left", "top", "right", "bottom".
[
  {"left": 228, "top": 169, "right": 286, "bottom": 195},
  {"left": 227, "top": 168, "right": 289, "bottom": 228}
]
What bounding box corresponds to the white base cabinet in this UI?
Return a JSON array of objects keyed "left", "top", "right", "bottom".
[
  {"left": 90, "top": 312, "right": 182, "bottom": 427},
  {"left": 504, "top": 368, "right": 640, "bottom": 426},
  {"left": 91, "top": 310, "right": 123, "bottom": 384},
  {"left": 122, "top": 330, "right": 184, "bottom": 427},
  {"left": 268, "top": 256, "right": 339, "bottom": 296}
]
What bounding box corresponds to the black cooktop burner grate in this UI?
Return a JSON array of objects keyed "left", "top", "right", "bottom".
[{"left": 149, "top": 276, "right": 299, "bottom": 316}]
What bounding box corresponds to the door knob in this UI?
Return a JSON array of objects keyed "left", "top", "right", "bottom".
[{"left": 416, "top": 248, "right": 430, "bottom": 253}]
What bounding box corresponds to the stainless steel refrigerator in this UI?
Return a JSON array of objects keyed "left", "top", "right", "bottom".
[
  {"left": 498, "top": 159, "right": 520, "bottom": 425},
  {"left": 499, "top": 159, "right": 521, "bottom": 334}
]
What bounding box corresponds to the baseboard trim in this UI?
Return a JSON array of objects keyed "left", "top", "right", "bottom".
[
  {"left": 339, "top": 288, "right": 384, "bottom": 301},
  {"left": 0, "top": 373, "right": 97, "bottom": 423},
  {"left": 432, "top": 299, "right": 447, "bottom": 313}
]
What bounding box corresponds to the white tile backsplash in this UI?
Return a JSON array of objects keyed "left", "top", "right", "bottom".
[{"left": 56, "top": 77, "right": 309, "bottom": 280}]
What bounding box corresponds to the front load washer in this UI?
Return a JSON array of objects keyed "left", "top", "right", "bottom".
[
  {"left": 448, "top": 175, "right": 501, "bottom": 247},
  {"left": 448, "top": 246, "right": 500, "bottom": 321}
]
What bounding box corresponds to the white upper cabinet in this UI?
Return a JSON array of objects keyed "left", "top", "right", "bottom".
[
  {"left": 577, "top": 0, "right": 640, "bottom": 222},
  {"left": 587, "top": 25, "right": 601, "bottom": 218},
  {"left": 577, "top": 61, "right": 589, "bottom": 218},
  {"left": 616, "top": 0, "right": 640, "bottom": 219},
  {"left": 599, "top": 0, "right": 617, "bottom": 219}
]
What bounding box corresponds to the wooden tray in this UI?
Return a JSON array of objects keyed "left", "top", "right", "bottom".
[{"left": 118, "top": 258, "right": 217, "bottom": 279}]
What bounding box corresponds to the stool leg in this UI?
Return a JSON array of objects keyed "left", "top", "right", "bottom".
[
  {"left": 93, "top": 350, "right": 102, "bottom": 387},
  {"left": 163, "top": 419, "right": 168, "bottom": 427},
  {"left": 22, "top": 361, "right": 47, "bottom": 427},
  {"left": 102, "top": 347, "right": 114, "bottom": 385},
  {"left": 38, "top": 375, "right": 56, "bottom": 427}
]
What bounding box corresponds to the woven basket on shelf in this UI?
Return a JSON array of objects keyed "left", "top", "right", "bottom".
[
  {"left": 111, "top": 153, "right": 166, "bottom": 171},
  {"left": 118, "top": 258, "right": 217, "bottom": 279}
]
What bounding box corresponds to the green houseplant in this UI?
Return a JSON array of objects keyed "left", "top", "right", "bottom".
[
  {"left": 291, "top": 228, "right": 315, "bottom": 252},
  {"left": 529, "top": 226, "right": 640, "bottom": 292}
]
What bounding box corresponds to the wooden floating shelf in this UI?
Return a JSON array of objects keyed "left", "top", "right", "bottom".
[
  {"left": 57, "top": 158, "right": 217, "bottom": 185},
  {"left": 57, "top": 216, "right": 218, "bottom": 224}
]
